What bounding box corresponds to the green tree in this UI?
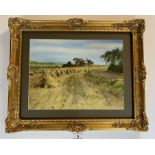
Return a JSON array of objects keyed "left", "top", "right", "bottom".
[
  {"left": 73, "top": 58, "right": 80, "bottom": 66},
  {"left": 79, "top": 58, "right": 85, "bottom": 66},
  {"left": 86, "top": 58, "right": 94, "bottom": 66},
  {"left": 66, "top": 61, "right": 72, "bottom": 67},
  {"left": 73, "top": 57, "right": 85, "bottom": 66},
  {"left": 101, "top": 48, "right": 123, "bottom": 73}
]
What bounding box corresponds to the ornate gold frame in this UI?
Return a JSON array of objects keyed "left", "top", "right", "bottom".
[{"left": 6, "top": 17, "right": 148, "bottom": 133}]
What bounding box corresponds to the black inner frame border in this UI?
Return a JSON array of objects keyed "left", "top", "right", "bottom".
[{"left": 20, "top": 31, "right": 134, "bottom": 119}]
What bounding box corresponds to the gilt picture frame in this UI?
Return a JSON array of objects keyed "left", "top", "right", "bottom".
[{"left": 6, "top": 17, "right": 148, "bottom": 133}]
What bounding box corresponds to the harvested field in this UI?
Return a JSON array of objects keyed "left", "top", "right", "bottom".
[{"left": 28, "top": 66, "right": 124, "bottom": 110}]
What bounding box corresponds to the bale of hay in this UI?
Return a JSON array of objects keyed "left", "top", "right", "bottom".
[
  {"left": 29, "top": 74, "right": 44, "bottom": 88},
  {"left": 43, "top": 71, "right": 58, "bottom": 88}
]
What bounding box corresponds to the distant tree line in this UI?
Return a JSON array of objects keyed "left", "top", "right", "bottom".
[
  {"left": 62, "top": 58, "right": 94, "bottom": 67},
  {"left": 101, "top": 48, "right": 123, "bottom": 73}
]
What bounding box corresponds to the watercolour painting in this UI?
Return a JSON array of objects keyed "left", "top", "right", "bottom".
[{"left": 28, "top": 39, "right": 124, "bottom": 110}]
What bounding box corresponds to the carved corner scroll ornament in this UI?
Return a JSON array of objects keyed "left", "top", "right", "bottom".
[
  {"left": 5, "top": 118, "right": 24, "bottom": 133},
  {"left": 112, "top": 19, "right": 145, "bottom": 33},
  {"left": 8, "top": 17, "right": 29, "bottom": 37},
  {"left": 66, "top": 121, "right": 90, "bottom": 133},
  {"left": 67, "top": 18, "right": 86, "bottom": 30},
  {"left": 5, "top": 98, "right": 24, "bottom": 133},
  {"left": 112, "top": 112, "right": 148, "bottom": 131},
  {"left": 8, "top": 17, "right": 30, "bottom": 31}
]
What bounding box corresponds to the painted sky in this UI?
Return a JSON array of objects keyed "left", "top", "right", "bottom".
[{"left": 30, "top": 39, "right": 123, "bottom": 65}]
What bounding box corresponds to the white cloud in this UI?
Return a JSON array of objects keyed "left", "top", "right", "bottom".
[
  {"left": 30, "top": 39, "right": 123, "bottom": 64},
  {"left": 88, "top": 42, "right": 123, "bottom": 50}
]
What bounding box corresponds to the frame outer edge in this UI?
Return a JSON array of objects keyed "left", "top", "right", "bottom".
[{"left": 5, "top": 18, "right": 148, "bottom": 133}]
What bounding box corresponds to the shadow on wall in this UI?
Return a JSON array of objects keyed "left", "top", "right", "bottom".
[
  {"left": 0, "top": 30, "right": 141, "bottom": 139},
  {"left": 0, "top": 31, "right": 10, "bottom": 133}
]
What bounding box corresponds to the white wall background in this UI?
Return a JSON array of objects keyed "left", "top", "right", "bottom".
[{"left": 0, "top": 15, "right": 155, "bottom": 139}]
